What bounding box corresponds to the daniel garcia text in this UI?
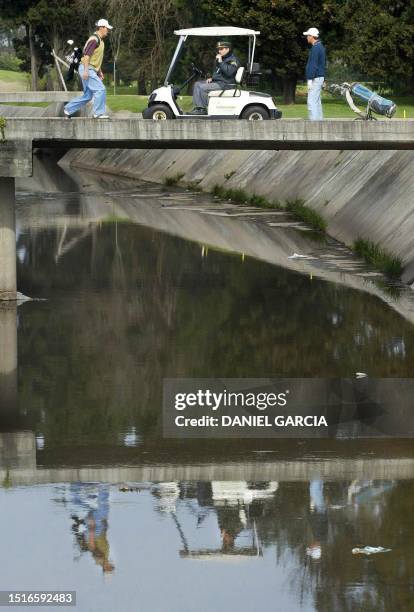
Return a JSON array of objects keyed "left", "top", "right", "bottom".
[{"left": 175, "top": 415, "right": 328, "bottom": 427}]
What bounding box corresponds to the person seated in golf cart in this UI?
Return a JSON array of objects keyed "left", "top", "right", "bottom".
[{"left": 191, "top": 41, "right": 241, "bottom": 114}]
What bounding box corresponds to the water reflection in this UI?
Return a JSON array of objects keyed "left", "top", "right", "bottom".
[
  {"left": 1, "top": 477, "right": 412, "bottom": 611},
  {"left": 10, "top": 220, "right": 414, "bottom": 449},
  {"left": 2, "top": 168, "right": 414, "bottom": 468},
  {"left": 1, "top": 159, "right": 414, "bottom": 611}
]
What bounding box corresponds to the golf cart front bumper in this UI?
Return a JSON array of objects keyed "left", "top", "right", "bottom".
[{"left": 270, "top": 109, "right": 282, "bottom": 119}]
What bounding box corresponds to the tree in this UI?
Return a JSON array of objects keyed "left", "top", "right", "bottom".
[
  {"left": 333, "top": 0, "right": 414, "bottom": 93},
  {"left": 106, "top": 0, "right": 178, "bottom": 90},
  {"left": 0, "top": 0, "right": 86, "bottom": 89},
  {"left": 108, "top": 21, "right": 122, "bottom": 94},
  {"left": 26, "top": 1, "right": 83, "bottom": 58},
  {"left": 1, "top": 0, "right": 38, "bottom": 88}
]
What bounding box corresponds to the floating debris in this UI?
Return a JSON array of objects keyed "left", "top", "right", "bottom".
[
  {"left": 352, "top": 546, "right": 391, "bottom": 555},
  {"left": 355, "top": 372, "right": 368, "bottom": 379},
  {"left": 288, "top": 253, "right": 315, "bottom": 260}
]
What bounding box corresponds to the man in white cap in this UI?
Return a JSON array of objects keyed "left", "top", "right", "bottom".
[
  {"left": 303, "top": 27, "right": 326, "bottom": 120},
  {"left": 64, "top": 19, "right": 113, "bottom": 119}
]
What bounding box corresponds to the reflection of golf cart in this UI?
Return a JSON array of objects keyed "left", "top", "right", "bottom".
[
  {"left": 143, "top": 26, "right": 282, "bottom": 121},
  {"left": 158, "top": 481, "right": 279, "bottom": 560}
]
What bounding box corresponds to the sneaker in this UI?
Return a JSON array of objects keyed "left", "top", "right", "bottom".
[
  {"left": 93, "top": 114, "right": 110, "bottom": 119},
  {"left": 63, "top": 109, "right": 71, "bottom": 119}
]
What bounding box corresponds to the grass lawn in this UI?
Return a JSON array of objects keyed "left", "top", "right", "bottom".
[
  {"left": 0, "top": 102, "right": 48, "bottom": 108},
  {"left": 0, "top": 69, "right": 28, "bottom": 92},
  {"left": 106, "top": 91, "right": 414, "bottom": 119},
  {"left": 0, "top": 69, "right": 27, "bottom": 83}
]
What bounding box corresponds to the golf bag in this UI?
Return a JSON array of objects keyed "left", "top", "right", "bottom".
[
  {"left": 65, "top": 47, "right": 83, "bottom": 83},
  {"left": 350, "top": 83, "right": 396, "bottom": 119}
]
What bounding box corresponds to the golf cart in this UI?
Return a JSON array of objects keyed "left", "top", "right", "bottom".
[{"left": 143, "top": 26, "right": 282, "bottom": 121}]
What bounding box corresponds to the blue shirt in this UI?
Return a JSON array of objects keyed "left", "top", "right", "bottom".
[{"left": 305, "top": 40, "right": 326, "bottom": 79}]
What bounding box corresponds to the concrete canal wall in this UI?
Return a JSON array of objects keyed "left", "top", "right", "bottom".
[{"left": 63, "top": 146, "right": 414, "bottom": 284}]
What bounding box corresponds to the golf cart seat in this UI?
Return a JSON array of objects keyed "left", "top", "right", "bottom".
[{"left": 208, "top": 67, "right": 245, "bottom": 97}]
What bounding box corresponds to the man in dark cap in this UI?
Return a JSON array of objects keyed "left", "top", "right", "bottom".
[{"left": 191, "top": 41, "right": 240, "bottom": 114}]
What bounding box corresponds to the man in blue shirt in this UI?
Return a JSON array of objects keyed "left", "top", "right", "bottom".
[{"left": 303, "top": 27, "right": 326, "bottom": 120}]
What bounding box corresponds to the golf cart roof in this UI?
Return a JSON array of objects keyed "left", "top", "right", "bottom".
[{"left": 174, "top": 27, "right": 260, "bottom": 37}]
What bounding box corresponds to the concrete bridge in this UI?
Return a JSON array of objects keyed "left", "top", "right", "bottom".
[
  {"left": 0, "top": 92, "right": 79, "bottom": 104},
  {"left": 2, "top": 118, "right": 414, "bottom": 175},
  {"left": 1, "top": 106, "right": 414, "bottom": 299}
]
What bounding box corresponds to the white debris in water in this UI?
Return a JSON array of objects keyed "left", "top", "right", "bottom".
[
  {"left": 352, "top": 546, "right": 391, "bottom": 555},
  {"left": 288, "top": 253, "right": 315, "bottom": 260},
  {"left": 355, "top": 372, "right": 368, "bottom": 378}
]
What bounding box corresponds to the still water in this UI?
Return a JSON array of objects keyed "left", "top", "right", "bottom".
[{"left": 1, "top": 160, "right": 414, "bottom": 611}]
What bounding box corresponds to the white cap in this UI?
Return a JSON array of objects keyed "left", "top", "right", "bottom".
[
  {"left": 303, "top": 27, "right": 319, "bottom": 37},
  {"left": 96, "top": 18, "right": 113, "bottom": 30}
]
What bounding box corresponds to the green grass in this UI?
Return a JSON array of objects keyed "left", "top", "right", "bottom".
[
  {"left": 373, "top": 278, "right": 402, "bottom": 300},
  {"left": 277, "top": 88, "right": 414, "bottom": 119},
  {"left": 105, "top": 91, "right": 414, "bottom": 119},
  {"left": 286, "top": 199, "right": 327, "bottom": 232},
  {"left": 353, "top": 238, "right": 403, "bottom": 278},
  {"left": 0, "top": 72, "right": 412, "bottom": 118},
  {"left": 1, "top": 67, "right": 414, "bottom": 118},
  {"left": 106, "top": 94, "right": 194, "bottom": 113},
  {"left": 0, "top": 69, "right": 27, "bottom": 84},
  {"left": 0, "top": 116, "right": 6, "bottom": 141},
  {"left": 0, "top": 69, "right": 28, "bottom": 94},
  {"left": 0, "top": 102, "right": 48, "bottom": 107},
  {"left": 106, "top": 95, "right": 147, "bottom": 113},
  {"left": 185, "top": 180, "right": 203, "bottom": 192},
  {"left": 163, "top": 173, "right": 185, "bottom": 186},
  {"left": 211, "top": 184, "right": 281, "bottom": 209},
  {"left": 211, "top": 187, "right": 327, "bottom": 232}
]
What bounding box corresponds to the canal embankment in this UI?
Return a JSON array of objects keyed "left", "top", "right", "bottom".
[{"left": 61, "top": 145, "right": 414, "bottom": 285}]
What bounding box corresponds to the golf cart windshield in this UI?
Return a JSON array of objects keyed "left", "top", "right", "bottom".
[{"left": 164, "top": 26, "right": 260, "bottom": 86}]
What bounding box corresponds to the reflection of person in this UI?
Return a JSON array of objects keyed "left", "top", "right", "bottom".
[
  {"left": 191, "top": 42, "right": 240, "bottom": 115},
  {"left": 303, "top": 27, "right": 326, "bottom": 120},
  {"left": 69, "top": 483, "right": 115, "bottom": 573},
  {"left": 82, "top": 513, "right": 115, "bottom": 573},
  {"left": 216, "top": 507, "right": 245, "bottom": 552},
  {"left": 64, "top": 19, "right": 113, "bottom": 119},
  {"left": 306, "top": 480, "right": 328, "bottom": 561}
]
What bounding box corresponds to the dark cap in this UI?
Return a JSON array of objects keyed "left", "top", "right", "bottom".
[{"left": 216, "top": 41, "right": 232, "bottom": 49}]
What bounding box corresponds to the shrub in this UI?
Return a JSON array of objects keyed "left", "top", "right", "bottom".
[
  {"left": 0, "top": 53, "right": 22, "bottom": 72},
  {"left": 286, "top": 199, "right": 327, "bottom": 232},
  {"left": 163, "top": 173, "right": 185, "bottom": 186},
  {"left": 354, "top": 239, "right": 402, "bottom": 278}
]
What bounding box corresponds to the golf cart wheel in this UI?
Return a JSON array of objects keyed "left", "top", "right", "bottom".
[
  {"left": 241, "top": 106, "right": 269, "bottom": 120},
  {"left": 145, "top": 104, "right": 174, "bottom": 120}
]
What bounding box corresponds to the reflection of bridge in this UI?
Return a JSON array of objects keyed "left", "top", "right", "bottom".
[
  {"left": 17, "top": 164, "right": 414, "bottom": 324},
  {"left": 2, "top": 432, "right": 414, "bottom": 486}
]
